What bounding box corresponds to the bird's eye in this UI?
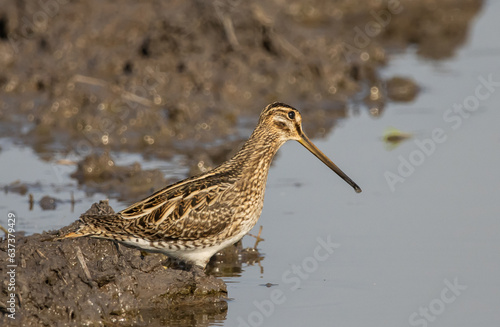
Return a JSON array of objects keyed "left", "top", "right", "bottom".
[{"left": 288, "top": 111, "right": 295, "bottom": 119}]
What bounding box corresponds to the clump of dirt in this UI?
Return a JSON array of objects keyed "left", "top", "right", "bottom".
[
  {"left": 386, "top": 76, "right": 419, "bottom": 102},
  {"left": 3, "top": 181, "right": 29, "bottom": 196},
  {"left": 38, "top": 195, "right": 58, "bottom": 210},
  {"left": 70, "top": 151, "right": 170, "bottom": 201},
  {"left": 0, "top": 201, "right": 228, "bottom": 326}
]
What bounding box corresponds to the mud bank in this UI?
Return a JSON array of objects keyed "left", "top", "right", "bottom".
[
  {"left": 0, "top": 0, "right": 483, "bottom": 199},
  {"left": 0, "top": 201, "right": 229, "bottom": 326},
  {"left": 0, "top": 0, "right": 482, "bottom": 168}
]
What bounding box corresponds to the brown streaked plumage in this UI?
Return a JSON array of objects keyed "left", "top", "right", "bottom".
[{"left": 60, "top": 102, "right": 361, "bottom": 268}]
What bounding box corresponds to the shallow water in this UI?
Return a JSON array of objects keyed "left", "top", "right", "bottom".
[
  {"left": 224, "top": 3, "right": 500, "bottom": 327},
  {"left": 1, "top": 1, "right": 500, "bottom": 327}
]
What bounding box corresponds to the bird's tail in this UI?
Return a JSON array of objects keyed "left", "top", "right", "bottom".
[
  {"left": 60, "top": 231, "right": 88, "bottom": 239},
  {"left": 55, "top": 214, "right": 124, "bottom": 241},
  {"left": 54, "top": 227, "right": 93, "bottom": 240}
]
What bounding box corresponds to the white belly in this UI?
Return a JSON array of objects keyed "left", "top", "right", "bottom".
[{"left": 118, "top": 229, "right": 249, "bottom": 267}]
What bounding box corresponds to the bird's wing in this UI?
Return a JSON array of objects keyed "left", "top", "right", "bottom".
[{"left": 117, "top": 172, "right": 237, "bottom": 241}]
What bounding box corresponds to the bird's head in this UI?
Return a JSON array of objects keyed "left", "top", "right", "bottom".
[
  {"left": 259, "top": 102, "right": 362, "bottom": 193},
  {"left": 259, "top": 102, "right": 304, "bottom": 143}
]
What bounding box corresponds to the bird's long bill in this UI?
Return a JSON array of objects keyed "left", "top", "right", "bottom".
[{"left": 298, "top": 133, "right": 362, "bottom": 193}]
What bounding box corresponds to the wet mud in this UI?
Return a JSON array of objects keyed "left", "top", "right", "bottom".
[
  {"left": 70, "top": 151, "right": 170, "bottom": 201},
  {"left": 0, "top": 0, "right": 482, "bottom": 171},
  {"left": 0, "top": 201, "right": 231, "bottom": 326},
  {"left": 1, "top": 0, "right": 483, "bottom": 198}
]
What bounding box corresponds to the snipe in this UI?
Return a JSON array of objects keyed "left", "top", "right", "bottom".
[{"left": 60, "top": 103, "right": 361, "bottom": 268}]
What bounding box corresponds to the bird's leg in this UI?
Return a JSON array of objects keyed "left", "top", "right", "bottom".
[
  {"left": 190, "top": 264, "right": 207, "bottom": 277},
  {"left": 248, "top": 225, "right": 265, "bottom": 249}
]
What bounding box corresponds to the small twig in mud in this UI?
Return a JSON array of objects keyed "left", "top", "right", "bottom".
[
  {"left": 57, "top": 269, "right": 68, "bottom": 285},
  {"left": 71, "top": 74, "right": 108, "bottom": 87},
  {"left": 120, "top": 89, "right": 155, "bottom": 107},
  {"left": 221, "top": 15, "right": 239, "bottom": 49},
  {"left": 0, "top": 224, "right": 8, "bottom": 236},
  {"left": 275, "top": 33, "right": 305, "bottom": 60},
  {"left": 36, "top": 249, "right": 48, "bottom": 260},
  {"left": 76, "top": 246, "right": 92, "bottom": 281},
  {"left": 71, "top": 74, "right": 154, "bottom": 107},
  {"left": 17, "top": 292, "right": 22, "bottom": 307},
  {"left": 213, "top": 3, "right": 239, "bottom": 49}
]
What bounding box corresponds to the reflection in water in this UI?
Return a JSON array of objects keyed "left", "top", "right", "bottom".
[
  {"left": 136, "top": 302, "right": 228, "bottom": 327},
  {"left": 132, "top": 237, "right": 264, "bottom": 326},
  {"left": 118, "top": 237, "right": 264, "bottom": 325},
  {"left": 207, "top": 237, "right": 265, "bottom": 278},
  {"left": 165, "top": 236, "right": 265, "bottom": 278}
]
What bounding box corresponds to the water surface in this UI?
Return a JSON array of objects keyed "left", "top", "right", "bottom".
[{"left": 225, "top": 3, "right": 500, "bottom": 326}]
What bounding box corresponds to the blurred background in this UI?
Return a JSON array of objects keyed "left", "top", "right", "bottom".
[{"left": 0, "top": 0, "right": 499, "bottom": 326}]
